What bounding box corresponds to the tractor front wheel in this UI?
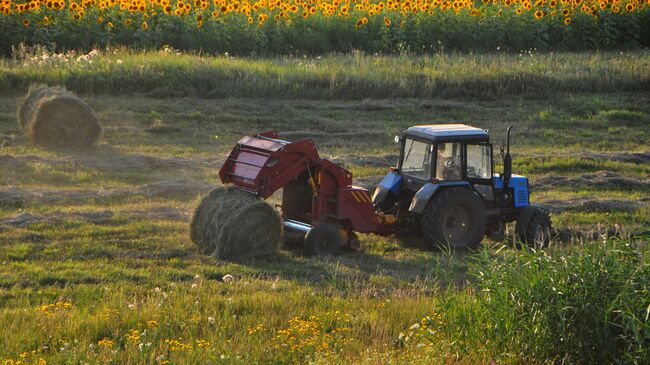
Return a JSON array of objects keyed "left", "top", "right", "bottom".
[
  {"left": 422, "top": 188, "right": 487, "bottom": 250},
  {"left": 304, "top": 223, "right": 342, "bottom": 256},
  {"left": 516, "top": 207, "right": 552, "bottom": 249}
]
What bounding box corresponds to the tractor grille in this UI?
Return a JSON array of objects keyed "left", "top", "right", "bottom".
[{"left": 516, "top": 190, "right": 528, "bottom": 204}]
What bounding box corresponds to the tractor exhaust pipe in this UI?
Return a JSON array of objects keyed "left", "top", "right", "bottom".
[
  {"left": 283, "top": 219, "right": 311, "bottom": 234},
  {"left": 503, "top": 124, "right": 513, "bottom": 186}
]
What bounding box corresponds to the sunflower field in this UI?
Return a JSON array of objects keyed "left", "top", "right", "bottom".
[{"left": 0, "top": 0, "right": 649, "bottom": 56}]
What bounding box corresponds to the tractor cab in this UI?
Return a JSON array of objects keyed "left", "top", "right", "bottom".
[
  {"left": 397, "top": 124, "right": 493, "bottom": 196},
  {"left": 374, "top": 124, "right": 497, "bottom": 210}
]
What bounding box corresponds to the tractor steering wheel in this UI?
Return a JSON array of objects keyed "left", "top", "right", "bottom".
[{"left": 442, "top": 157, "right": 461, "bottom": 180}]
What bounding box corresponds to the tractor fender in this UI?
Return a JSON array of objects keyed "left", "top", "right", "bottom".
[
  {"left": 372, "top": 186, "right": 390, "bottom": 206},
  {"left": 372, "top": 171, "right": 402, "bottom": 206},
  {"left": 408, "top": 181, "right": 470, "bottom": 214}
]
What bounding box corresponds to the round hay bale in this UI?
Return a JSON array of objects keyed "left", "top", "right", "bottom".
[
  {"left": 190, "top": 187, "right": 282, "bottom": 260},
  {"left": 17, "top": 86, "right": 101, "bottom": 149},
  {"left": 17, "top": 85, "right": 64, "bottom": 129}
]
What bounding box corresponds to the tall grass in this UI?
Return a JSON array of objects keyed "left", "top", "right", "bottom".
[
  {"left": 417, "top": 238, "right": 650, "bottom": 363},
  {"left": 1, "top": 49, "right": 649, "bottom": 99}
]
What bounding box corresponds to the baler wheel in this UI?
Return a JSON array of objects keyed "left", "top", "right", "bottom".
[
  {"left": 304, "top": 223, "right": 342, "bottom": 256},
  {"left": 422, "top": 187, "right": 487, "bottom": 250}
]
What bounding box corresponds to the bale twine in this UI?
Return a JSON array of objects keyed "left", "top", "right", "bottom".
[
  {"left": 17, "top": 86, "right": 101, "bottom": 149},
  {"left": 190, "top": 187, "right": 282, "bottom": 260}
]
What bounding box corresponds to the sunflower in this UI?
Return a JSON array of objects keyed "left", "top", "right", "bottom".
[
  {"left": 562, "top": 8, "right": 570, "bottom": 16},
  {"left": 384, "top": 16, "right": 391, "bottom": 26},
  {"left": 23, "top": 19, "right": 29, "bottom": 27},
  {"left": 564, "top": 16, "right": 571, "bottom": 24},
  {"left": 534, "top": 9, "right": 544, "bottom": 18}
]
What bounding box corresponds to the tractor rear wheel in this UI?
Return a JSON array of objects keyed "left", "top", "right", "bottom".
[
  {"left": 304, "top": 223, "right": 342, "bottom": 256},
  {"left": 422, "top": 187, "right": 487, "bottom": 250},
  {"left": 516, "top": 207, "right": 552, "bottom": 249}
]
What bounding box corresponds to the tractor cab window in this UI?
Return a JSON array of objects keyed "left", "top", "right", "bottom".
[
  {"left": 466, "top": 144, "right": 492, "bottom": 179},
  {"left": 436, "top": 142, "right": 462, "bottom": 180},
  {"left": 401, "top": 139, "right": 432, "bottom": 179}
]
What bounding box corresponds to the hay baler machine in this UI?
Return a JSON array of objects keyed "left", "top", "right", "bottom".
[
  {"left": 217, "top": 131, "right": 393, "bottom": 255},
  {"left": 216, "top": 124, "right": 552, "bottom": 255}
]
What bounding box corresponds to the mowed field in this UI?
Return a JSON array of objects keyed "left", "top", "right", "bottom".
[{"left": 0, "top": 51, "right": 649, "bottom": 363}]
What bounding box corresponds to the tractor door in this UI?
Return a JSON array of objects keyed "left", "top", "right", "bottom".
[
  {"left": 399, "top": 137, "right": 434, "bottom": 192},
  {"left": 464, "top": 143, "right": 495, "bottom": 202}
]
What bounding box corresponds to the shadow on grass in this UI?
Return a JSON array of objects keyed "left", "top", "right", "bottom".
[{"left": 227, "top": 237, "right": 475, "bottom": 292}]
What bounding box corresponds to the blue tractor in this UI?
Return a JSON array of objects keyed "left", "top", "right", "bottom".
[{"left": 373, "top": 124, "right": 552, "bottom": 249}]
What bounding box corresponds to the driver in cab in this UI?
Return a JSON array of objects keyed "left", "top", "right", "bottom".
[{"left": 436, "top": 143, "right": 461, "bottom": 180}]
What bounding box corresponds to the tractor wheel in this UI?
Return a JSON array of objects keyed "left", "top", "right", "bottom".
[
  {"left": 422, "top": 187, "right": 487, "bottom": 250},
  {"left": 304, "top": 223, "right": 342, "bottom": 256},
  {"left": 516, "top": 207, "right": 552, "bottom": 249}
]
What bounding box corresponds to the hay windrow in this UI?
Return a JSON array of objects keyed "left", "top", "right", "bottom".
[
  {"left": 190, "top": 187, "right": 281, "bottom": 259},
  {"left": 17, "top": 86, "right": 101, "bottom": 149}
]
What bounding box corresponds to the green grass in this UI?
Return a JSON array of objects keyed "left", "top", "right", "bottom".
[
  {"left": 0, "top": 52, "right": 649, "bottom": 363},
  {"left": 2, "top": 49, "right": 650, "bottom": 100}
]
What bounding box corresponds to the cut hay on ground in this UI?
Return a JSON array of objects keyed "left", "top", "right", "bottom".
[
  {"left": 17, "top": 86, "right": 101, "bottom": 149},
  {"left": 190, "top": 187, "right": 281, "bottom": 260}
]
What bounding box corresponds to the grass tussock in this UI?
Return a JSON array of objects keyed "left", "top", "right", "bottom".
[{"left": 409, "top": 238, "right": 650, "bottom": 364}]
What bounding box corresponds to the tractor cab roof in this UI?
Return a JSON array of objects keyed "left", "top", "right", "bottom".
[{"left": 405, "top": 124, "right": 489, "bottom": 143}]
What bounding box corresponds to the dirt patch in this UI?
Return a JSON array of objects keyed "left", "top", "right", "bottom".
[
  {"left": 137, "top": 180, "right": 216, "bottom": 198},
  {"left": 580, "top": 152, "right": 650, "bottom": 164},
  {"left": 0, "top": 148, "right": 222, "bottom": 173},
  {"left": 125, "top": 206, "right": 189, "bottom": 221},
  {"left": 532, "top": 171, "right": 650, "bottom": 190},
  {"left": 279, "top": 130, "right": 385, "bottom": 141},
  {"left": 0, "top": 207, "right": 189, "bottom": 228},
  {"left": 145, "top": 120, "right": 182, "bottom": 134},
  {"left": 0, "top": 188, "right": 36, "bottom": 208},
  {"left": 0, "top": 178, "right": 216, "bottom": 208},
  {"left": 416, "top": 100, "right": 464, "bottom": 111},
  {"left": 0, "top": 212, "right": 43, "bottom": 227},
  {"left": 71, "top": 147, "right": 221, "bottom": 171},
  {"left": 0, "top": 211, "right": 114, "bottom": 227},
  {"left": 541, "top": 197, "right": 647, "bottom": 214},
  {"left": 354, "top": 99, "right": 401, "bottom": 111},
  {"left": 331, "top": 155, "right": 398, "bottom": 168}
]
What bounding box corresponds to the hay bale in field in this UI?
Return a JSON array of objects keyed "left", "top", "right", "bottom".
[
  {"left": 17, "top": 86, "right": 101, "bottom": 150},
  {"left": 190, "top": 187, "right": 282, "bottom": 260}
]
